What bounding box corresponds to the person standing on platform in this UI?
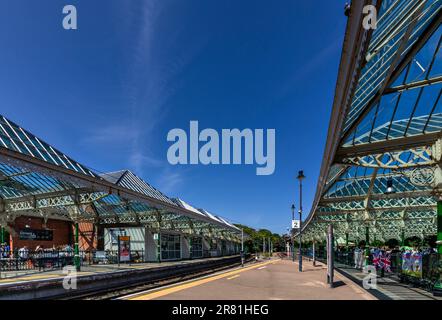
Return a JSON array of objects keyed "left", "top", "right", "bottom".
[{"left": 35, "top": 245, "right": 44, "bottom": 271}]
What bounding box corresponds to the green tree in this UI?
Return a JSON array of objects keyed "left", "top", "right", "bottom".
[{"left": 234, "top": 224, "right": 284, "bottom": 253}]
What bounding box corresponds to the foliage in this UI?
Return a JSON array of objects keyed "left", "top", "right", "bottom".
[
  {"left": 234, "top": 224, "right": 284, "bottom": 253},
  {"left": 370, "top": 240, "right": 384, "bottom": 247}
]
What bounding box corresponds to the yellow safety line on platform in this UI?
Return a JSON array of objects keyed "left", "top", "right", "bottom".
[
  {"left": 0, "top": 272, "right": 94, "bottom": 284},
  {"left": 126, "top": 259, "right": 279, "bottom": 300},
  {"left": 227, "top": 274, "right": 240, "bottom": 280}
]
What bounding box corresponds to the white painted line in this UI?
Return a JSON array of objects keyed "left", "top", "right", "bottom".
[{"left": 257, "top": 266, "right": 267, "bottom": 270}]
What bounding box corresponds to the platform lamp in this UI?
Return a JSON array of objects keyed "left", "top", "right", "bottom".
[
  {"left": 291, "top": 204, "right": 295, "bottom": 262},
  {"left": 386, "top": 177, "right": 395, "bottom": 194},
  {"left": 241, "top": 227, "right": 244, "bottom": 267},
  {"left": 297, "top": 170, "right": 305, "bottom": 272}
]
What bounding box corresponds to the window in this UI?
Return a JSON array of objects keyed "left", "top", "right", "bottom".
[
  {"left": 221, "top": 240, "right": 227, "bottom": 255},
  {"left": 210, "top": 239, "right": 218, "bottom": 250},
  {"left": 161, "top": 233, "right": 181, "bottom": 260},
  {"left": 190, "top": 237, "right": 203, "bottom": 258}
]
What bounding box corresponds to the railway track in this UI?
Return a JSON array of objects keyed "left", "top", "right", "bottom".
[{"left": 57, "top": 257, "right": 256, "bottom": 300}]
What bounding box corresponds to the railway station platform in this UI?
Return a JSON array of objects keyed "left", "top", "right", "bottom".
[
  {"left": 334, "top": 262, "right": 442, "bottom": 301},
  {"left": 123, "top": 258, "right": 375, "bottom": 300},
  {"left": 0, "top": 255, "right": 242, "bottom": 300}
]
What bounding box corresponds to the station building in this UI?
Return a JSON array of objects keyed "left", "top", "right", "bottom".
[{"left": 0, "top": 114, "right": 242, "bottom": 262}]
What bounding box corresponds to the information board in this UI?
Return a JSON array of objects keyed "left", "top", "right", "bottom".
[
  {"left": 118, "top": 235, "right": 131, "bottom": 262},
  {"left": 19, "top": 229, "right": 53, "bottom": 241}
]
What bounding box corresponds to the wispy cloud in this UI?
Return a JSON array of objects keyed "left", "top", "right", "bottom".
[
  {"left": 86, "top": 122, "right": 140, "bottom": 144},
  {"left": 122, "top": 1, "right": 201, "bottom": 184},
  {"left": 277, "top": 38, "right": 342, "bottom": 99},
  {"left": 84, "top": 1, "right": 207, "bottom": 194},
  {"left": 156, "top": 167, "right": 184, "bottom": 195}
]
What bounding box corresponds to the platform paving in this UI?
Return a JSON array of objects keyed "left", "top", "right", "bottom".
[{"left": 124, "top": 258, "right": 375, "bottom": 300}]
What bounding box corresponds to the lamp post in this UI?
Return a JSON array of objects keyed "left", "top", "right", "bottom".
[
  {"left": 386, "top": 178, "right": 395, "bottom": 194},
  {"left": 241, "top": 228, "right": 244, "bottom": 267},
  {"left": 268, "top": 237, "right": 271, "bottom": 256},
  {"left": 297, "top": 170, "right": 305, "bottom": 272},
  {"left": 286, "top": 228, "right": 290, "bottom": 258},
  {"left": 262, "top": 237, "right": 266, "bottom": 259},
  {"left": 291, "top": 204, "right": 295, "bottom": 262}
]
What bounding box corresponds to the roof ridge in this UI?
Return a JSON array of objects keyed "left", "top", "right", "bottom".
[
  {"left": 0, "top": 114, "right": 96, "bottom": 177},
  {"left": 116, "top": 169, "right": 130, "bottom": 185}
]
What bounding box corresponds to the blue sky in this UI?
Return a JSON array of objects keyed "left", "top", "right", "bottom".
[{"left": 0, "top": 1, "right": 347, "bottom": 234}]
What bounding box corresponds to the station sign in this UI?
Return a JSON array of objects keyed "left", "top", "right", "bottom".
[
  {"left": 292, "top": 220, "right": 300, "bottom": 229},
  {"left": 19, "top": 229, "right": 53, "bottom": 241}
]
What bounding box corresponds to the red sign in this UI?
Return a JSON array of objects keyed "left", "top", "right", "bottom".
[{"left": 118, "top": 236, "right": 131, "bottom": 262}]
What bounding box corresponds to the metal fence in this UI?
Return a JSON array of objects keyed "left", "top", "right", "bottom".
[
  {"left": 91, "top": 250, "right": 145, "bottom": 264},
  {"left": 302, "top": 248, "right": 441, "bottom": 293},
  {"left": 0, "top": 249, "right": 149, "bottom": 272},
  {"left": 0, "top": 247, "right": 241, "bottom": 273},
  {"left": 0, "top": 250, "right": 78, "bottom": 272}
]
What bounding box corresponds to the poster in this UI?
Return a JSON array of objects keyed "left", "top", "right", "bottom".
[
  {"left": 401, "top": 250, "right": 422, "bottom": 278},
  {"left": 118, "top": 236, "right": 131, "bottom": 263}
]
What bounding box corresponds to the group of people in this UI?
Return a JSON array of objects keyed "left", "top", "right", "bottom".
[
  {"left": 0, "top": 244, "right": 76, "bottom": 271},
  {"left": 15, "top": 244, "right": 75, "bottom": 260},
  {"left": 0, "top": 242, "right": 11, "bottom": 258},
  {"left": 349, "top": 245, "right": 438, "bottom": 274}
]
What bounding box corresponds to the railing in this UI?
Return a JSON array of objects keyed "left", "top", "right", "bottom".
[
  {"left": 0, "top": 249, "right": 80, "bottom": 272},
  {"left": 302, "top": 248, "right": 441, "bottom": 293},
  {"left": 0, "top": 247, "right": 241, "bottom": 273},
  {"left": 0, "top": 249, "right": 147, "bottom": 272},
  {"left": 92, "top": 250, "right": 144, "bottom": 264}
]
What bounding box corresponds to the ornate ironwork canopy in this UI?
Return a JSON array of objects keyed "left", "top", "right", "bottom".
[
  {"left": 0, "top": 115, "right": 241, "bottom": 242},
  {"left": 301, "top": 0, "right": 442, "bottom": 243}
]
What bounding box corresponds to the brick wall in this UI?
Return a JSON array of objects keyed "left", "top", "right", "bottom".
[{"left": 78, "top": 222, "right": 98, "bottom": 251}]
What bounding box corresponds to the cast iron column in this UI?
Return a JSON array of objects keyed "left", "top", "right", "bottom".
[{"left": 74, "top": 222, "right": 80, "bottom": 272}]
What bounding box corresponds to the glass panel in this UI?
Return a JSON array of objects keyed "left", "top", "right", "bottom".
[{"left": 161, "top": 233, "right": 181, "bottom": 260}]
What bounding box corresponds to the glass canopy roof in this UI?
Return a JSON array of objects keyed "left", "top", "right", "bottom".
[
  {"left": 0, "top": 115, "right": 241, "bottom": 241},
  {"left": 301, "top": 0, "right": 442, "bottom": 243}
]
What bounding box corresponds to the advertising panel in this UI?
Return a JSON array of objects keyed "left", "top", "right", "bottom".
[{"left": 118, "top": 236, "right": 131, "bottom": 263}]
